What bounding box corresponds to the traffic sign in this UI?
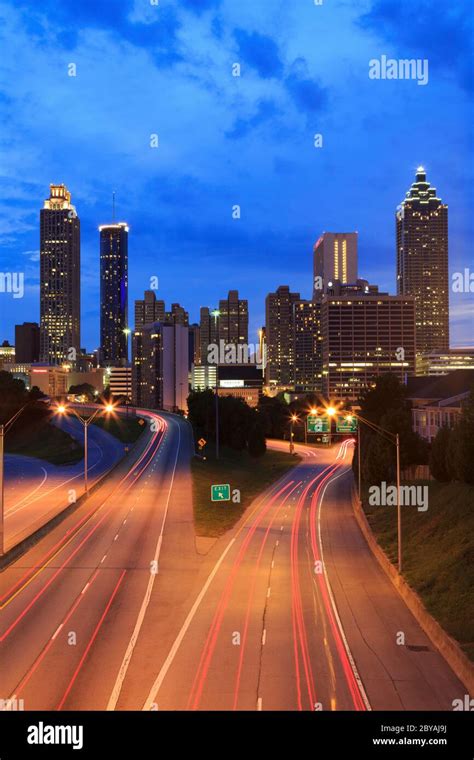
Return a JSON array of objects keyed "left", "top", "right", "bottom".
[
  {"left": 336, "top": 416, "right": 358, "bottom": 433},
  {"left": 198, "top": 438, "right": 207, "bottom": 449},
  {"left": 307, "top": 415, "right": 329, "bottom": 433},
  {"left": 211, "top": 484, "right": 231, "bottom": 502}
]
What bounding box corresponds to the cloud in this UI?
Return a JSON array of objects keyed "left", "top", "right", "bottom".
[
  {"left": 233, "top": 28, "right": 284, "bottom": 79},
  {"left": 226, "top": 98, "right": 281, "bottom": 140},
  {"left": 358, "top": 0, "right": 473, "bottom": 92},
  {"left": 284, "top": 58, "right": 328, "bottom": 114}
]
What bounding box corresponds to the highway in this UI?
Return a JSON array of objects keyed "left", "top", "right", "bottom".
[
  {"left": 3, "top": 416, "right": 124, "bottom": 551},
  {"left": 0, "top": 421, "right": 465, "bottom": 711}
]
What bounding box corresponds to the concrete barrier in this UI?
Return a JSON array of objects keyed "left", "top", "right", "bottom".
[{"left": 352, "top": 486, "right": 474, "bottom": 696}]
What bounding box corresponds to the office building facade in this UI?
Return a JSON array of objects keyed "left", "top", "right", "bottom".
[
  {"left": 396, "top": 167, "right": 449, "bottom": 354},
  {"left": 293, "top": 300, "right": 322, "bottom": 392},
  {"left": 15, "top": 322, "right": 40, "bottom": 364},
  {"left": 99, "top": 223, "right": 129, "bottom": 364},
  {"left": 132, "top": 323, "right": 189, "bottom": 412},
  {"left": 40, "top": 184, "right": 80, "bottom": 365},
  {"left": 313, "top": 232, "right": 358, "bottom": 298},
  {"left": 265, "top": 286, "right": 300, "bottom": 388}
]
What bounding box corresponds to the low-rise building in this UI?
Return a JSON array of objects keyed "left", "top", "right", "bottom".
[{"left": 407, "top": 369, "right": 474, "bottom": 442}]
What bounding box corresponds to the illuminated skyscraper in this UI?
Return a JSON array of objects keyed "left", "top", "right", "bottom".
[
  {"left": 40, "top": 184, "right": 80, "bottom": 365},
  {"left": 218, "top": 290, "right": 248, "bottom": 345},
  {"left": 396, "top": 167, "right": 449, "bottom": 354},
  {"left": 313, "top": 232, "right": 358, "bottom": 298},
  {"left": 265, "top": 285, "right": 300, "bottom": 388},
  {"left": 99, "top": 222, "right": 129, "bottom": 364}
]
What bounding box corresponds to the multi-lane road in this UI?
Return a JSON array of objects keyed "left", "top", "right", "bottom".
[{"left": 0, "top": 412, "right": 466, "bottom": 711}]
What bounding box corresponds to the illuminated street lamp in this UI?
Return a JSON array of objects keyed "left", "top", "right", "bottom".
[
  {"left": 56, "top": 402, "right": 114, "bottom": 495},
  {"left": 0, "top": 403, "right": 30, "bottom": 555},
  {"left": 290, "top": 414, "right": 299, "bottom": 454}
]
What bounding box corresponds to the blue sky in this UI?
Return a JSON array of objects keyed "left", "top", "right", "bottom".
[{"left": 0, "top": 0, "right": 472, "bottom": 349}]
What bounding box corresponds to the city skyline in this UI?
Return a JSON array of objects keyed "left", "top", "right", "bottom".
[{"left": 0, "top": 2, "right": 472, "bottom": 349}]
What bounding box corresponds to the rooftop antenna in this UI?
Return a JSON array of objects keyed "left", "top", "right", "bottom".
[{"left": 112, "top": 190, "right": 116, "bottom": 223}]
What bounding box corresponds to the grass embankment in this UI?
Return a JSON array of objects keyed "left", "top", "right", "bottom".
[
  {"left": 192, "top": 444, "right": 301, "bottom": 538},
  {"left": 6, "top": 422, "right": 84, "bottom": 465},
  {"left": 92, "top": 414, "right": 146, "bottom": 444},
  {"left": 362, "top": 481, "right": 474, "bottom": 661}
]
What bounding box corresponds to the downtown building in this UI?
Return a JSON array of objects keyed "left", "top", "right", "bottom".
[
  {"left": 132, "top": 321, "right": 189, "bottom": 412},
  {"left": 265, "top": 286, "right": 301, "bottom": 390},
  {"left": 396, "top": 167, "right": 449, "bottom": 355},
  {"left": 99, "top": 222, "right": 129, "bottom": 365},
  {"left": 135, "top": 290, "right": 166, "bottom": 328},
  {"left": 293, "top": 300, "right": 323, "bottom": 393},
  {"left": 15, "top": 322, "right": 40, "bottom": 363},
  {"left": 313, "top": 232, "right": 358, "bottom": 298},
  {"left": 321, "top": 280, "right": 416, "bottom": 402},
  {"left": 40, "top": 185, "right": 80, "bottom": 365}
]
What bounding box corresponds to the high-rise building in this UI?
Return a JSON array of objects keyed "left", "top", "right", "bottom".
[
  {"left": 132, "top": 322, "right": 189, "bottom": 412},
  {"left": 265, "top": 286, "right": 300, "bottom": 388},
  {"left": 199, "top": 306, "right": 219, "bottom": 366},
  {"left": 165, "top": 303, "right": 189, "bottom": 326},
  {"left": 40, "top": 184, "right": 80, "bottom": 365},
  {"left": 99, "top": 222, "right": 129, "bottom": 364},
  {"left": 134, "top": 290, "right": 165, "bottom": 329},
  {"left": 189, "top": 323, "right": 201, "bottom": 367},
  {"left": 321, "top": 281, "right": 416, "bottom": 402},
  {"left": 313, "top": 232, "right": 358, "bottom": 298},
  {"left": 218, "top": 290, "right": 248, "bottom": 345},
  {"left": 0, "top": 341, "right": 15, "bottom": 368},
  {"left": 396, "top": 167, "right": 449, "bottom": 354},
  {"left": 15, "top": 322, "right": 40, "bottom": 363},
  {"left": 293, "top": 300, "right": 322, "bottom": 392}
]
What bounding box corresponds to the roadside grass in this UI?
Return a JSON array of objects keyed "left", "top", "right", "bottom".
[
  {"left": 92, "top": 414, "right": 146, "bottom": 444},
  {"left": 6, "top": 421, "right": 84, "bottom": 465},
  {"left": 362, "top": 480, "right": 474, "bottom": 661},
  {"left": 192, "top": 444, "right": 301, "bottom": 538}
]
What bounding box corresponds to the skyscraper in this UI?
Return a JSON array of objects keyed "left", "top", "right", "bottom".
[
  {"left": 313, "top": 232, "right": 358, "bottom": 298},
  {"left": 15, "top": 322, "right": 40, "bottom": 363},
  {"left": 99, "top": 222, "right": 129, "bottom": 364},
  {"left": 218, "top": 290, "right": 248, "bottom": 345},
  {"left": 40, "top": 184, "right": 80, "bottom": 365},
  {"left": 134, "top": 290, "right": 165, "bottom": 329},
  {"left": 293, "top": 300, "right": 322, "bottom": 392},
  {"left": 396, "top": 167, "right": 449, "bottom": 354},
  {"left": 265, "top": 285, "right": 300, "bottom": 388},
  {"left": 199, "top": 306, "right": 219, "bottom": 365}
]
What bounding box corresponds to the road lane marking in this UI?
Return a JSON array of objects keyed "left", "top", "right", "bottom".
[
  {"left": 107, "top": 419, "right": 181, "bottom": 711},
  {"left": 257, "top": 697, "right": 263, "bottom": 711},
  {"left": 262, "top": 629, "right": 266, "bottom": 646}
]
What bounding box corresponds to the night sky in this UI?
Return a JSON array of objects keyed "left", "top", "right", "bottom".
[{"left": 0, "top": 0, "right": 472, "bottom": 351}]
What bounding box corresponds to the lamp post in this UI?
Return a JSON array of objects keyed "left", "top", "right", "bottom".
[
  {"left": 56, "top": 403, "right": 114, "bottom": 495},
  {"left": 326, "top": 405, "right": 336, "bottom": 445},
  {"left": 347, "top": 409, "right": 403, "bottom": 573},
  {"left": 0, "top": 403, "right": 30, "bottom": 556},
  {"left": 290, "top": 414, "right": 298, "bottom": 454}
]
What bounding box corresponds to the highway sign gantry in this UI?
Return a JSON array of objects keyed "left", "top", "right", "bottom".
[
  {"left": 307, "top": 415, "right": 330, "bottom": 433},
  {"left": 211, "top": 484, "right": 231, "bottom": 502}
]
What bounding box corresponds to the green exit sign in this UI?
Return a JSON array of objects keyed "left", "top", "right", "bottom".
[
  {"left": 307, "top": 416, "right": 329, "bottom": 433},
  {"left": 211, "top": 484, "right": 231, "bottom": 502},
  {"left": 336, "top": 417, "right": 358, "bottom": 433}
]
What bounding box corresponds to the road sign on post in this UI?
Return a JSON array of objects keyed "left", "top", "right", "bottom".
[
  {"left": 211, "top": 484, "right": 231, "bottom": 502},
  {"left": 198, "top": 438, "right": 207, "bottom": 449},
  {"left": 307, "top": 415, "right": 329, "bottom": 433},
  {"left": 336, "top": 416, "right": 358, "bottom": 433}
]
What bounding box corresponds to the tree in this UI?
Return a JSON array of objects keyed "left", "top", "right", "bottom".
[
  {"left": 429, "top": 427, "right": 452, "bottom": 482},
  {"left": 450, "top": 388, "right": 474, "bottom": 484},
  {"left": 68, "top": 383, "right": 97, "bottom": 401},
  {"left": 248, "top": 422, "right": 266, "bottom": 458}
]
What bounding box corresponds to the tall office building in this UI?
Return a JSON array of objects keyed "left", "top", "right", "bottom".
[
  {"left": 396, "top": 167, "right": 449, "bottom": 354},
  {"left": 265, "top": 286, "right": 300, "bottom": 388},
  {"left": 293, "top": 300, "right": 322, "bottom": 392},
  {"left": 40, "top": 184, "right": 80, "bottom": 365},
  {"left": 99, "top": 222, "right": 129, "bottom": 364},
  {"left": 199, "top": 306, "right": 219, "bottom": 365},
  {"left": 132, "top": 322, "right": 189, "bottom": 412},
  {"left": 15, "top": 322, "right": 40, "bottom": 363},
  {"left": 313, "top": 232, "right": 358, "bottom": 298},
  {"left": 165, "top": 303, "right": 189, "bottom": 326},
  {"left": 218, "top": 290, "right": 249, "bottom": 345},
  {"left": 134, "top": 290, "right": 165, "bottom": 329},
  {"left": 321, "top": 281, "right": 416, "bottom": 402}
]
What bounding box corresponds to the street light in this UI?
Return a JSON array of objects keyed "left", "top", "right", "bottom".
[
  {"left": 56, "top": 402, "right": 114, "bottom": 495},
  {"left": 350, "top": 410, "right": 402, "bottom": 573},
  {"left": 290, "top": 414, "right": 298, "bottom": 454},
  {"left": 0, "top": 403, "right": 31, "bottom": 555}
]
